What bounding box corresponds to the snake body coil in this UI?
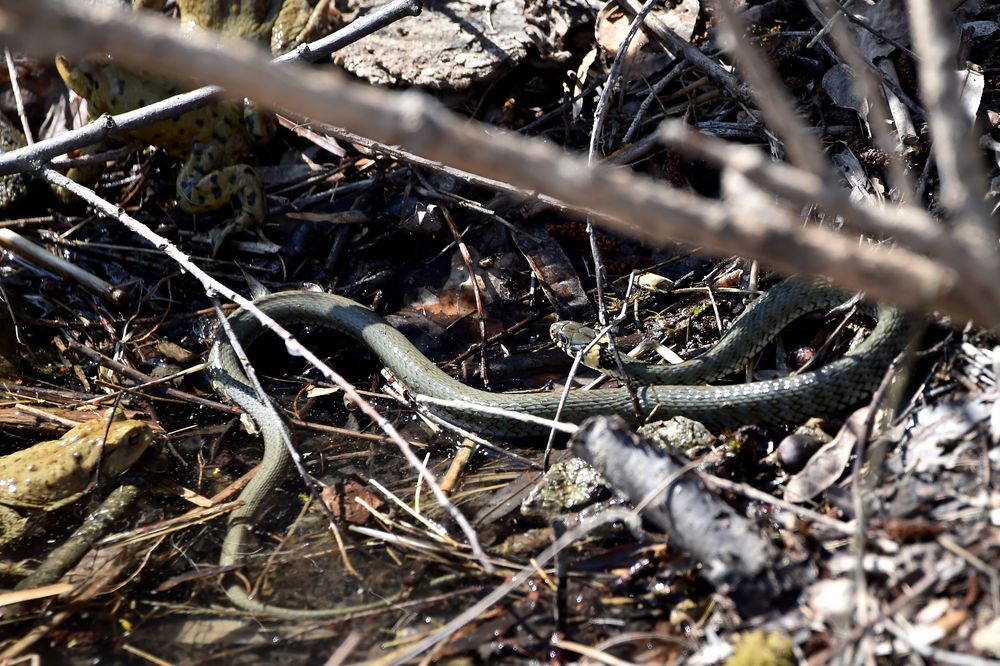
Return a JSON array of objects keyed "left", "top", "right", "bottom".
[{"left": 208, "top": 281, "right": 909, "bottom": 616}]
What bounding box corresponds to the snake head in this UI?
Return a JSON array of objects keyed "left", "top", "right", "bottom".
[
  {"left": 549, "top": 321, "right": 598, "bottom": 356},
  {"left": 551, "top": 321, "right": 634, "bottom": 377}
]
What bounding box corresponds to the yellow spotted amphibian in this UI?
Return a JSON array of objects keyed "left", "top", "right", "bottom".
[
  {"left": 176, "top": 0, "right": 332, "bottom": 54},
  {"left": 55, "top": 0, "right": 330, "bottom": 251},
  {"left": 0, "top": 414, "right": 154, "bottom": 549}
]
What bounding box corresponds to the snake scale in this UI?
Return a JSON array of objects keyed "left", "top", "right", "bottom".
[{"left": 207, "top": 281, "right": 909, "bottom": 617}]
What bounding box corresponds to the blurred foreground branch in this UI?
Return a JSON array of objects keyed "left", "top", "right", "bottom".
[{"left": 0, "top": 0, "right": 994, "bottom": 324}]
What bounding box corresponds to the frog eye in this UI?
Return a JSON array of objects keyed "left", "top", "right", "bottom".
[{"left": 125, "top": 429, "right": 152, "bottom": 451}]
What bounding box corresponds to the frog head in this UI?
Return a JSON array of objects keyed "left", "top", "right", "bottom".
[
  {"left": 176, "top": 0, "right": 331, "bottom": 54},
  {"left": 99, "top": 420, "right": 156, "bottom": 478}
]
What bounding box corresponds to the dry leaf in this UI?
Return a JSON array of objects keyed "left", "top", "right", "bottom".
[
  {"left": 785, "top": 408, "right": 868, "bottom": 503},
  {"left": 595, "top": 0, "right": 697, "bottom": 81},
  {"left": 319, "top": 479, "right": 383, "bottom": 525}
]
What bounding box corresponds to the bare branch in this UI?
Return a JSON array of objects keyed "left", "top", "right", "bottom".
[
  {"left": 0, "top": 0, "right": 992, "bottom": 324},
  {"left": 907, "top": 0, "right": 994, "bottom": 231},
  {"left": 712, "top": 0, "right": 830, "bottom": 176},
  {"left": 615, "top": 0, "right": 754, "bottom": 107},
  {"left": 807, "top": 0, "right": 914, "bottom": 198},
  {"left": 658, "top": 121, "right": 1000, "bottom": 317}
]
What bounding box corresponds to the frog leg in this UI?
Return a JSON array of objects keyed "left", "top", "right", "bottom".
[
  {"left": 242, "top": 100, "right": 276, "bottom": 144},
  {"left": 52, "top": 143, "right": 110, "bottom": 208},
  {"left": 175, "top": 141, "right": 266, "bottom": 253},
  {"left": 0, "top": 505, "right": 27, "bottom": 551}
]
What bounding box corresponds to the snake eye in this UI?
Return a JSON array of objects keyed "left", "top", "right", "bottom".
[{"left": 551, "top": 321, "right": 598, "bottom": 355}]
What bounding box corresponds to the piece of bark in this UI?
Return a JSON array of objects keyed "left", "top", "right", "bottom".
[
  {"left": 570, "top": 416, "right": 813, "bottom": 612},
  {"left": 511, "top": 222, "right": 594, "bottom": 322}
]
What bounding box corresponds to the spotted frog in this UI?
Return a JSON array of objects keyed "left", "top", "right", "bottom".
[
  {"left": 0, "top": 415, "right": 155, "bottom": 549},
  {"left": 55, "top": 0, "right": 331, "bottom": 250}
]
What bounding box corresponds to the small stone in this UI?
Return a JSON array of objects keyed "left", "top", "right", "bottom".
[
  {"left": 725, "top": 631, "right": 794, "bottom": 666},
  {"left": 972, "top": 617, "right": 1000, "bottom": 656},
  {"left": 639, "top": 416, "right": 717, "bottom": 458},
  {"left": 778, "top": 420, "right": 830, "bottom": 473},
  {"left": 807, "top": 578, "right": 854, "bottom": 629},
  {"left": 521, "top": 458, "right": 610, "bottom": 519}
]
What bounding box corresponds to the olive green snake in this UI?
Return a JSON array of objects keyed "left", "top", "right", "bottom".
[{"left": 208, "top": 281, "right": 909, "bottom": 617}]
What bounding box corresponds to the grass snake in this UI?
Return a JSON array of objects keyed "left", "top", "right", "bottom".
[{"left": 208, "top": 280, "right": 909, "bottom": 616}]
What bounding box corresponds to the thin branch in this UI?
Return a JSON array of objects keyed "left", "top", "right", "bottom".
[
  {"left": 615, "top": 0, "right": 754, "bottom": 107},
  {"left": 0, "top": 0, "right": 419, "bottom": 174},
  {"left": 588, "top": 0, "right": 659, "bottom": 324},
  {"left": 907, "top": 0, "right": 994, "bottom": 232},
  {"left": 808, "top": 0, "right": 914, "bottom": 198},
  {"left": 41, "top": 166, "right": 494, "bottom": 575},
  {"left": 712, "top": 0, "right": 829, "bottom": 176},
  {"left": 657, "top": 121, "right": 1000, "bottom": 317}
]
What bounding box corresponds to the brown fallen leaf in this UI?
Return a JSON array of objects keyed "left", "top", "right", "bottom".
[
  {"left": 319, "top": 478, "right": 384, "bottom": 525},
  {"left": 595, "top": 0, "right": 697, "bottom": 81}
]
